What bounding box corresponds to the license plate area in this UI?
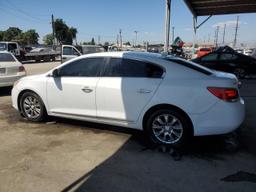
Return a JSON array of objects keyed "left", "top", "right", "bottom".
[{"left": 0, "top": 68, "right": 6, "bottom": 75}]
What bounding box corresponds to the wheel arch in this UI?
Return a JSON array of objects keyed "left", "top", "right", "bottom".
[
  {"left": 17, "top": 89, "right": 46, "bottom": 112},
  {"left": 142, "top": 104, "right": 194, "bottom": 136}
]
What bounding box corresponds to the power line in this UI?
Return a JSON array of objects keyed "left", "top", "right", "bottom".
[{"left": 3, "top": 0, "right": 48, "bottom": 22}]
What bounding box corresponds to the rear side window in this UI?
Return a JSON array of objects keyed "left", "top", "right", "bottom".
[
  {"left": 0, "top": 53, "right": 15, "bottom": 62},
  {"left": 166, "top": 58, "right": 213, "bottom": 75},
  {"left": 103, "top": 58, "right": 164, "bottom": 78},
  {"left": 59, "top": 57, "right": 104, "bottom": 77}
]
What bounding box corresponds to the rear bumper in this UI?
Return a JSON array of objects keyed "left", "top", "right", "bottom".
[
  {"left": 0, "top": 73, "right": 26, "bottom": 87},
  {"left": 191, "top": 98, "right": 245, "bottom": 136}
]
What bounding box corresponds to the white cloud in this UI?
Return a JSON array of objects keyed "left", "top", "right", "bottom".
[
  {"left": 212, "top": 20, "right": 242, "bottom": 28},
  {"left": 184, "top": 27, "right": 192, "bottom": 31}
]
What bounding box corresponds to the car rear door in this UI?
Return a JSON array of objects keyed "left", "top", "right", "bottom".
[
  {"left": 46, "top": 57, "right": 105, "bottom": 117},
  {"left": 96, "top": 57, "right": 164, "bottom": 123}
]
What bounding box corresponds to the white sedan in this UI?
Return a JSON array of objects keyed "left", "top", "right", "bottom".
[
  {"left": 0, "top": 51, "right": 26, "bottom": 87},
  {"left": 11, "top": 52, "right": 245, "bottom": 147}
]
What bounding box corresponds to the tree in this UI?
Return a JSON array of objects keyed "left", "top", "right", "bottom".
[
  {"left": 22, "top": 29, "right": 39, "bottom": 45},
  {"left": 43, "top": 34, "right": 54, "bottom": 45},
  {"left": 54, "top": 18, "right": 75, "bottom": 45},
  {"left": 69, "top": 27, "right": 78, "bottom": 45},
  {"left": 91, "top": 38, "right": 95, "bottom": 45},
  {"left": 3, "top": 27, "right": 22, "bottom": 41},
  {"left": 0, "top": 31, "right": 4, "bottom": 41}
]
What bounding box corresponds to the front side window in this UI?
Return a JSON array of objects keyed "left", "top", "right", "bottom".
[
  {"left": 219, "top": 53, "right": 238, "bottom": 61},
  {"left": 63, "top": 47, "right": 79, "bottom": 56},
  {"left": 201, "top": 53, "right": 218, "bottom": 62},
  {"left": 0, "top": 53, "right": 15, "bottom": 62},
  {"left": 59, "top": 58, "right": 104, "bottom": 77},
  {"left": 103, "top": 58, "right": 164, "bottom": 78}
]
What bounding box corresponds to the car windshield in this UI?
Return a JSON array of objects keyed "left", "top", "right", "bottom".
[
  {"left": 165, "top": 57, "right": 213, "bottom": 75},
  {"left": 0, "top": 53, "right": 16, "bottom": 62},
  {"left": 0, "top": 43, "right": 7, "bottom": 51}
]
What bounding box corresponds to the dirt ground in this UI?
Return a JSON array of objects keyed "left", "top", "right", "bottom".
[{"left": 0, "top": 62, "right": 255, "bottom": 192}]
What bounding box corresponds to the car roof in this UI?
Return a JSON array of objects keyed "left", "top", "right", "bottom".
[{"left": 82, "top": 51, "right": 169, "bottom": 60}]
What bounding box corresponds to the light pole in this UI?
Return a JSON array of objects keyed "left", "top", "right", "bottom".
[{"left": 134, "top": 31, "right": 138, "bottom": 47}]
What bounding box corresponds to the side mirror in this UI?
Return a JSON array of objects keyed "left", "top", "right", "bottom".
[{"left": 52, "top": 69, "right": 60, "bottom": 78}]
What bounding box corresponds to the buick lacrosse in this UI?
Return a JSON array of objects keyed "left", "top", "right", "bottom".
[{"left": 12, "top": 52, "right": 245, "bottom": 147}]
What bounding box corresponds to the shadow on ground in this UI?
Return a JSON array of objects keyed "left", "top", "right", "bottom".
[
  {"left": 49, "top": 118, "right": 256, "bottom": 192},
  {"left": 0, "top": 87, "right": 12, "bottom": 97}
]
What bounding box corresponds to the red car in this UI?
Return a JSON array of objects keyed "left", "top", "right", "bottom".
[{"left": 197, "top": 47, "right": 212, "bottom": 58}]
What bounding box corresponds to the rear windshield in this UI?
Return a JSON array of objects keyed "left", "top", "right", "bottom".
[
  {"left": 0, "top": 43, "right": 7, "bottom": 51},
  {"left": 165, "top": 57, "right": 213, "bottom": 75},
  {"left": 0, "top": 53, "right": 16, "bottom": 62}
]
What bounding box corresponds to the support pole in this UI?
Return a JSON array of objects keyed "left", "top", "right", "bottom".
[
  {"left": 192, "top": 16, "right": 197, "bottom": 54},
  {"left": 164, "top": 0, "right": 171, "bottom": 53}
]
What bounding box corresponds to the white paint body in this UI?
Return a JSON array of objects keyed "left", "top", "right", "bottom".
[
  {"left": 0, "top": 51, "right": 26, "bottom": 87},
  {"left": 12, "top": 51, "right": 245, "bottom": 136}
]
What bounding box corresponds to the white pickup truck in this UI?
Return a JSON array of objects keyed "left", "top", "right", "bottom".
[{"left": 61, "top": 45, "right": 105, "bottom": 63}]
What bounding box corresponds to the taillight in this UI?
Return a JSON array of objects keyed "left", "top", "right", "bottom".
[
  {"left": 207, "top": 87, "right": 239, "bottom": 102},
  {"left": 19, "top": 66, "right": 25, "bottom": 72}
]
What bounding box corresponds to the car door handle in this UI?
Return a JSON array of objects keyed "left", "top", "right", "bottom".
[
  {"left": 137, "top": 89, "right": 152, "bottom": 94},
  {"left": 81, "top": 87, "right": 93, "bottom": 93}
]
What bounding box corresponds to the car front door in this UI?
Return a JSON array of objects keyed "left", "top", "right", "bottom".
[
  {"left": 62, "top": 45, "right": 81, "bottom": 63},
  {"left": 96, "top": 57, "right": 164, "bottom": 123},
  {"left": 46, "top": 57, "right": 105, "bottom": 117}
]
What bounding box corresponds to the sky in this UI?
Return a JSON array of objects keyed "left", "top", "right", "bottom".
[{"left": 0, "top": 0, "right": 256, "bottom": 46}]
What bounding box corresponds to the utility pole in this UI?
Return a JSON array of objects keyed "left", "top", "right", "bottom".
[
  {"left": 164, "top": 0, "right": 171, "bottom": 53},
  {"left": 51, "top": 14, "right": 56, "bottom": 48},
  {"left": 119, "top": 29, "right": 122, "bottom": 49},
  {"left": 134, "top": 31, "right": 138, "bottom": 47},
  {"left": 98, "top": 35, "right": 101, "bottom": 45},
  {"left": 116, "top": 34, "right": 119, "bottom": 47},
  {"left": 215, "top": 26, "right": 220, "bottom": 47},
  {"left": 233, "top": 16, "right": 239, "bottom": 48},
  {"left": 222, "top": 24, "right": 226, "bottom": 44},
  {"left": 172, "top": 26, "right": 175, "bottom": 43}
]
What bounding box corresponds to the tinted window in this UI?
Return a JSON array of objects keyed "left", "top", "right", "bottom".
[
  {"left": 59, "top": 58, "right": 104, "bottom": 77},
  {"left": 166, "top": 58, "right": 213, "bottom": 75},
  {"left": 219, "top": 53, "right": 237, "bottom": 61},
  {"left": 0, "top": 53, "right": 15, "bottom": 62},
  {"left": 122, "top": 59, "right": 163, "bottom": 78},
  {"left": 103, "top": 58, "right": 164, "bottom": 78},
  {"left": 201, "top": 53, "right": 218, "bottom": 62}
]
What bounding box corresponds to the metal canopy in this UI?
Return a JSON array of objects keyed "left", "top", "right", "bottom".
[{"left": 184, "top": 0, "right": 256, "bottom": 16}]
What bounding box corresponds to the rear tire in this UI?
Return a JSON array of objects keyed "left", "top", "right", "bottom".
[
  {"left": 145, "top": 109, "right": 192, "bottom": 149},
  {"left": 20, "top": 92, "right": 46, "bottom": 122}
]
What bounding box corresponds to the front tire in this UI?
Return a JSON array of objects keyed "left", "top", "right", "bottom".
[
  {"left": 145, "top": 109, "right": 192, "bottom": 148},
  {"left": 20, "top": 92, "right": 46, "bottom": 122}
]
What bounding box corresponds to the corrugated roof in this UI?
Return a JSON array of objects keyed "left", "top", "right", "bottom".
[{"left": 183, "top": 0, "right": 256, "bottom": 16}]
